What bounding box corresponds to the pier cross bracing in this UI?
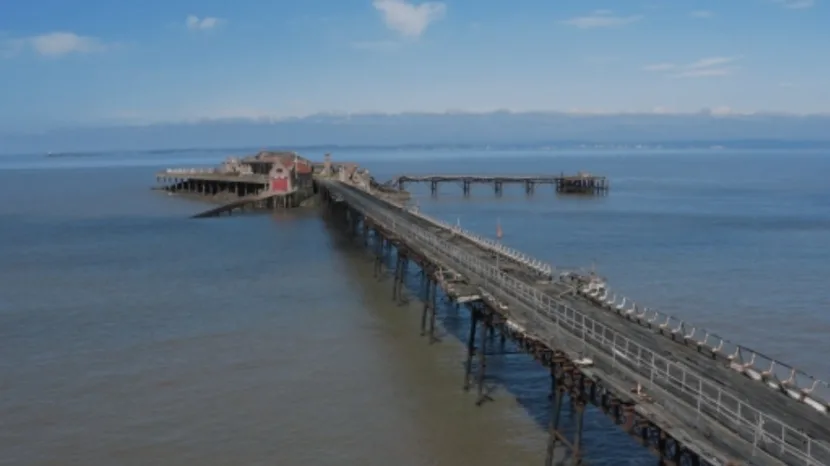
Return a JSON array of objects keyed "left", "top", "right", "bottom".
[{"left": 319, "top": 178, "right": 829, "bottom": 466}]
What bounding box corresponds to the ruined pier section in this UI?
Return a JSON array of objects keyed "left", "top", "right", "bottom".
[
  {"left": 391, "top": 172, "right": 609, "bottom": 196},
  {"left": 319, "top": 177, "right": 829, "bottom": 466},
  {"left": 155, "top": 151, "right": 318, "bottom": 216},
  {"left": 156, "top": 152, "right": 409, "bottom": 217}
]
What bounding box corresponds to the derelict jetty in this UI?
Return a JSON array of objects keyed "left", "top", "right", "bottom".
[{"left": 153, "top": 151, "right": 829, "bottom": 465}]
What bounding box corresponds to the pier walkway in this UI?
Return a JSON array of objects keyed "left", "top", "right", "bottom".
[
  {"left": 191, "top": 191, "right": 285, "bottom": 218},
  {"left": 318, "top": 178, "right": 829, "bottom": 466},
  {"left": 389, "top": 173, "right": 608, "bottom": 195}
]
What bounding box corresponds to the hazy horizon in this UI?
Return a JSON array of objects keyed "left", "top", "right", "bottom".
[{"left": 3, "top": 111, "right": 830, "bottom": 155}]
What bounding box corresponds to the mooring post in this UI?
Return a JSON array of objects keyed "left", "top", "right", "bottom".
[
  {"left": 463, "top": 307, "right": 479, "bottom": 391},
  {"left": 475, "top": 313, "right": 489, "bottom": 406}
]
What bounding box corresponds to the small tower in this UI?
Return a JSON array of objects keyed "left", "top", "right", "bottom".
[{"left": 322, "top": 153, "right": 332, "bottom": 176}]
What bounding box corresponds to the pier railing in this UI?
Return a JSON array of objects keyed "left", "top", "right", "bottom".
[
  {"left": 577, "top": 282, "right": 830, "bottom": 414},
  {"left": 163, "top": 168, "right": 218, "bottom": 174},
  {"left": 405, "top": 207, "right": 555, "bottom": 279},
  {"left": 329, "top": 180, "right": 828, "bottom": 466},
  {"left": 382, "top": 186, "right": 830, "bottom": 416}
]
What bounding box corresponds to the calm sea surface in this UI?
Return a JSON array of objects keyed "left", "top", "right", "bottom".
[{"left": 1, "top": 149, "right": 828, "bottom": 466}]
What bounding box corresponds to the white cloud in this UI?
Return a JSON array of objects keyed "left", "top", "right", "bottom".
[
  {"left": 672, "top": 68, "right": 734, "bottom": 78},
  {"left": 772, "top": 0, "right": 815, "bottom": 8},
  {"left": 372, "top": 0, "right": 446, "bottom": 38},
  {"left": 1, "top": 32, "right": 110, "bottom": 58},
  {"left": 186, "top": 15, "right": 224, "bottom": 31},
  {"left": 643, "top": 56, "right": 740, "bottom": 78},
  {"left": 561, "top": 10, "right": 642, "bottom": 29},
  {"left": 690, "top": 10, "right": 714, "bottom": 18}
]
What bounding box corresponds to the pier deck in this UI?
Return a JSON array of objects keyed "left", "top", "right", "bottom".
[
  {"left": 389, "top": 173, "right": 608, "bottom": 195},
  {"left": 320, "top": 178, "right": 828, "bottom": 466}
]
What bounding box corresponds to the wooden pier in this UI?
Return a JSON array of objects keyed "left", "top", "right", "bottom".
[
  {"left": 317, "top": 177, "right": 829, "bottom": 466},
  {"left": 390, "top": 173, "right": 608, "bottom": 196}
]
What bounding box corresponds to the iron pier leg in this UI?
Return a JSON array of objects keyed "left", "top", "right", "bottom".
[
  {"left": 690, "top": 452, "right": 701, "bottom": 466},
  {"left": 475, "top": 313, "right": 488, "bottom": 406},
  {"left": 398, "top": 256, "right": 408, "bottom": 304},
  {"left": 545, "top": 375, "right": 566, "bottom": 466},
  {"left": 463, "top": 308, "right": 479, "bottom": 391},
  {"left": 392, "top": 255, "right": 401, "bottom": 300},
  {"left": 428, "top": 279, "right": 437, "bottom": 343},
  {"left": 420, "top": 279, "right": 431, "bottom": 336},
  {"left": 672, "top": 442, "right": 682, "bottom": 465},
  {"left": 571, "top": 399, "right": 586, "bottom": 465},
  {"left": 373, "top": 233, "right": 382, "bottom": 278}
]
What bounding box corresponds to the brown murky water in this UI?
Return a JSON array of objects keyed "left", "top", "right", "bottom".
[{"left": 2, "top": 150, "right": 829, "bottom": 466}]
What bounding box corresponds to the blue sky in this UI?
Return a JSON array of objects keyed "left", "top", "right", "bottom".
[{"left": 1, "top": 0, "right": 828, "bottom": 132}]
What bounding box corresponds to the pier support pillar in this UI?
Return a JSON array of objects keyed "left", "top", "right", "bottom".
[
  {"left": 571, "top": 398, "right": 586, "bottom": 465},
  {"left": 420, "top": 279, "right": 432, "bottom": 336},
  {"left": 392, "top": 254, "right": 402, "bottom": 301},
  {"left": 398, "top": 255, "right": 408, "bottom": 304},
  {"left": 494, "top": 180, "right": 503, "bottom": 196},
  {"left": 475, "top": 312, "right": 490, "bottom": 406},
  {"left": 462, "top": 179, "right": 471, "bottom": 197},
  {"left": 430, "top": 180, "right": 438, "bottom": 196},
  {"left": 545, "top": 371, "right": 566, "bottom": 466},
  {"left": 428, "top": 276, "right": 437, "bottom": 343},
  {"left": 463, "top": 306, "right": 479, "bottom": 391},
  {"left": 373, "top": 231, "right": 383, "bottom": 278}
]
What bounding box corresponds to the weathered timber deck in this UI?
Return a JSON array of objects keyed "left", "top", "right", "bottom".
[{"left": 321, "top": 179, "right": 829, "bottom": 466}]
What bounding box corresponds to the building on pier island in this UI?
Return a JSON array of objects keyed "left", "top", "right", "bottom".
[{"left": 226, "top": 151, "right": 314, "bottom": 194}]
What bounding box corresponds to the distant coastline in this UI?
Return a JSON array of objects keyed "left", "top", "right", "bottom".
[{"left": 32, "top": 140, "right": 830, "bottom": 159}]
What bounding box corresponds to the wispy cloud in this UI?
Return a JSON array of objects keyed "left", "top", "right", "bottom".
[
  {"left": 561, "top": 10, "right": 642, "bottom": 29},
  {"left": 350, "top": 40, "right": 400, "bottom": 51},
  {"left": 690, "top": 10, "right": 714, "bottom": 18},
  {"left": 644, "top": 56, "right": 741, "bottom": 78},
  {"left": 1, "top": 32, "right": 112, "bottom": 58},
  {"left": 772, "top": 0, "right": 815, "bottom": 9},
  {"left": 372, "top": 0, "right": 446, "bottom": 38},
  {"left": 186, "top": 15, "right": 224, "bottom": 31}
]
